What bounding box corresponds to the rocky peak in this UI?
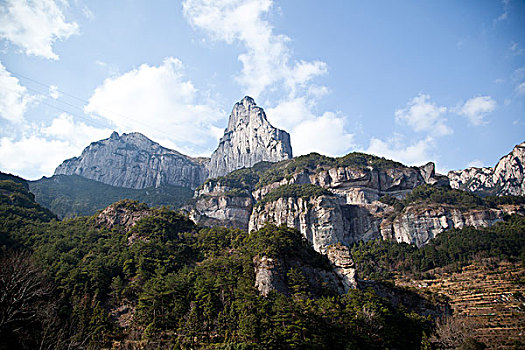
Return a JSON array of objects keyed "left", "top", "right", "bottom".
[
  {"left": 96, "top": 200, "right": 153, "bottom": 231},
  {"left": 207, "top": 97, "right": 293, "bottom": 178},
  {"left": 227, "top": 96, "right": 258, "bottom": 130},
  {"left": 54, "top": 131, "right": 208, "bottom": 189},
  {"left": 448, "top": 142, "right": 525, "bottom": 196}
]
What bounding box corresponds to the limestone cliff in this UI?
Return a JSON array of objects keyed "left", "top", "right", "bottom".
[
  {"left": 250, "top": 195, "right": 358, "bottom": 253},
  {"left": 253, "top": 161, "right": 448, "bottom": 205},
  {"left": 208, "top": 97, "right": 292, "bottom": 178},
  {"left": 380, "top": 204, "right": 525, "bottom": 247},
  {"left": 54, "top": 132, "right": 208, "bottom": 189},
  {"left": 448, "top": 142, "right": 525, "bottom": 196},
  {"left": 183, "top": 194, "right": 253, "bottom": 231}
]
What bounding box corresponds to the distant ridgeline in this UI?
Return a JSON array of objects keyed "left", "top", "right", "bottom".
[
  {"left": 32, "top": 97, "right": 293, "bottom": 217},
  {"left": 21, "top": 96, "right": 524, "bottom": 220},
  {"left": 29, "top": 174, "right": 193, "bottom": 219}
]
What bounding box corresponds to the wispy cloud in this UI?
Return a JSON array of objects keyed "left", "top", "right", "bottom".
[
  {"left": 182, "top": 0, "right": 327, "bottom": 99},
  {"left": 516, "top": 82, "right": 525, "bottom": 95},
  {"left": 496, "top": 0, "right": 510, "bottom": 22},
  {"left": 456, "top": 96, "right": 496, "bottom": 126},
  {"left": 395, "top": 94, "right": 451, "bottom": 136},
  {"left": 0, "top": 0, "right": 79, "bottom": 60}
]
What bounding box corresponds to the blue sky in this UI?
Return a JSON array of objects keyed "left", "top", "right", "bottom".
[{"left": 0, "top": 0, "right": 524, "bottom": 180}]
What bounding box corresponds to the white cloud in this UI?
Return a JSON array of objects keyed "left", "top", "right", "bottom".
[
  {"left": 182, "top": 0, "right": 327, "bottom": 99},
  {"left": 365, "top": 135, "right": 436, "bottom": 167},
  {"left": 0, "top": 114, "right": 111, "bottom": 179},
  {"left": 265, "top": 97, "right": 354, "bottom": 156},
  {"left": 395, "top": 94, "right": 451, "bottom": 136},
  {"left": 291, "top": 112, "right": 354, "bottom": 156},
  {"left": 0, "top": 0, "right": 78, "bottom": 60},
  {"left": 49, "top": 85, "right": 59, "bottom": 99},
  {"left": 457, "top": 96, "right": 496, "bottom": 126},
  {"left": 496, "top": 0, "right": 510, "bottom": 22},
  {"left": 467, "top": 159, "right": 485, "bottom": 168},
  {"left": 266, "top": 96, "right": 315, "bottom": 132},
  {"left": 0, "top": 62, "right": 35, "bottom": 123},
  {"left": 84, "top": 57, "right": 224, "bottom": 154},
  {"left": 41, "top": 113, "right": 111, "bottom": 147},
  {"left": 516, "top": 82, "right": 525, "bottom": 95}
]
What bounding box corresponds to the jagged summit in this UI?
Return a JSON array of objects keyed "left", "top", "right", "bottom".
[
  {"left": 448, "top": 141, "right": 525, "bottom": 196},
  {"left": 208, "top": 96, "right": 293, "bottom": 178},
  {"left": 54, "top": 131, "right": 208, "bottom": 189}
]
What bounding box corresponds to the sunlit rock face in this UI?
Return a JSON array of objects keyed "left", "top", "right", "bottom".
[
  {"left": 54, "top": 131, "right": 208, "bottom": 189},
  {"left": 208, "top": 96, "right": 292, "bottom": 178},
  {"left": 448, "top": 142, "right": 525, "bottom": 196},
  {"left": 380, "top": 204, "right": 525, "bottom": 247}
]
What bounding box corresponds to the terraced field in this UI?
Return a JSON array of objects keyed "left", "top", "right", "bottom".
[{"left": 396, "top": 260, "right": 525, "bottom": 349}]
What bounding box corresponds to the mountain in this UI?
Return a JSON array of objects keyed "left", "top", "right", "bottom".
[
  {"left": 448, "top": 142, "right": 525, "bottom": 196},
  {"left": 0, "top": 190, "right": 444, "bottom": 349},
  {"left": 186, "top": 150, "right": 525, "bottom": 252},
  {"left": 207, "top": 96, "right": 293, "bottom": 178},
  {"left": 2, "top": 148, "right": 524, "bottom": 348},
  {"left": 29, "top": 174, "right": 193, "bottom": 219},
  {"left": 54, "top": 131, "right": 208, "bottom": 189}
]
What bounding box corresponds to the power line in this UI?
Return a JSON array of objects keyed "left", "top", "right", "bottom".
[
  {"left": 10, "top": 71, "right": 89, "bottom": 104},
  {"left": 6, "top": 69, "right": 186, "bottom": 141}
]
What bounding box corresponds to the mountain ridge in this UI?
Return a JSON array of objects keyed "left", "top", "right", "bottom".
[{"left": 54, "top": 131, "right": 208, "bottom": 189}]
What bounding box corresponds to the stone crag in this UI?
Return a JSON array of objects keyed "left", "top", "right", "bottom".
[
  {"left": 208, "top": 96, "right": 292, "bottom": 178},
  {"left": 380, "top": 204, "right": 525, "bottom": 247},
  {"left": 448, "top": 142, "right": 525, "bottom": 196},
  {"left": 54, "top": 132, "right": 208, "bottom": 190}
]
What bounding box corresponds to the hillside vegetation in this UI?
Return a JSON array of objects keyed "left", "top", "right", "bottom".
[
  {"left": 1, "top": 180, "right": 431, "bottom": 350},
  {"left": 351, "top": 214, "right": 525, "bottom": 281},
  {"left": 29, "top": 174, "right": 193, "bottom": 218}
]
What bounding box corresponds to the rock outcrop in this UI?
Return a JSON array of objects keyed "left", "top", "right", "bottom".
[
  {"left": 380, "top": 204, "right": 525, "bottom": 247},
  {"left": 448, "top": 142, "right": 525, "bottom": 196},
  {"left": 253, "top": 161, "right": 448, "bottom": 205},
  {"left": 54, "top": 132, "right": 208, "bottom": 189},
  {"left": 96, "top": 200, "right": 153, "bottom": 231},
  {"left": 249, "top": 195, "right": 357, "bottom": 253},
  {"left": 325, "top": 244, "right": 358, "bottom": 291},
  {"left": 208, "top": 97, "right": 292, "bottom": 178},
  {"left": 184, "top": 194, "right": 253, "bottom": 230},
  {"left": 253, "top": 250, "right": 352, "bottom": 297}
]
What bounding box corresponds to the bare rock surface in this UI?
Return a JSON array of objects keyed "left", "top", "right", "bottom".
[
  {"left": 96, "top": 200, "right": 153, "bottom": 231},
  {"left": 208, "top": 97, "right": 292, "bottom": 178},
  {"left": 55, "top": 131, "right": 208, "bottom": 189},
  {"left": 448, "top": 142, "right": 525, "bottom": 196}
]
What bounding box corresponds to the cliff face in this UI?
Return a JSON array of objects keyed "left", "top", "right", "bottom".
[
  {"left": 448, "top": 142, "right": 525, "bottom": 196},
  {"left": 54, "top": 132, "right": 208, "bottom": 189},
  {"left": 184, "top": 195, "right": 253, "bottom": 231},
  {"left": 249, "top": 195, "right": 353, "bottom": 253},
  {"left": 208, "top": 97, "right": 292, "bottom": 178},
  {"left": 380, "top": 204, "right": 525, "bottom": 247},
  {"left": 189, "top": 160, "right": 447, "bottom": 251},
  {"left": 253, "top": 162, "right": 448, "bottom": 205}
]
